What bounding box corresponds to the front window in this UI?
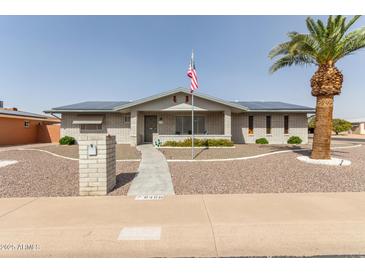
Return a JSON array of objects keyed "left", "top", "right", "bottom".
[
  {"left": 80, "top": 124, "right": 102, "bottom": 132},
  {"left": 284, "top": 115, "right": 289, "bottom": 134},
  {"left": 266, "top": 116, "right": 272, "bottom": 134},
  {"left": 248, "top": 116, "right": 254, "bottom": 135},
  {"left": 24, "top": 120, "right": 30, "bottom": 128},
  {"left": 124, "top": 115, "right": 131, "bottom": 124},
  {"left": 175, "top": 116, "right": 205, "bottom": 135}
]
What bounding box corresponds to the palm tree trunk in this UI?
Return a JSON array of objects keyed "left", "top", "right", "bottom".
[{"left": 311, "top": 95, "right": 334, "bottom": 159}]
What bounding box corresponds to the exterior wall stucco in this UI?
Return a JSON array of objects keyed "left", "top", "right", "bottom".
[
  {"left": 231, "top": 112, "right": 308, "bottom": 144},
  {"left": 0, "top": 116, "right": 60, "bottom": 145}
]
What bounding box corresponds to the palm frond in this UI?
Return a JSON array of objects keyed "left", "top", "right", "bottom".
[
  {"left": 269, "top": 54, "right": 316, "bottom": 74},
  {"left": 269, "top": 15, "right": 364, "bottom": 72}
]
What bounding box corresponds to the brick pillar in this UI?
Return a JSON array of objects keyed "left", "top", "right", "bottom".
[
  {"left": 78, "top": 135, "right": 116, "bottom": 196},
  {"left": 130, "top": 110, "right": 137, "bottom": 146},
  {"left": 224, "top": 109, "right": 231, "bottom": 137}
]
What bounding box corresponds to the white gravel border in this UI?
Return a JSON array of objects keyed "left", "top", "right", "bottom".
[
  {"left": 0, "top": 160, "right": 18, "bottom": 168},
  {"left": 166, "top": 144, "right": 361, "bottom": 162},
  {"left": 297, "top": 156, "right": 351, "bottom": 166},
  {"left": 2, "top": 148, "right": 141, "bottom": 162}
]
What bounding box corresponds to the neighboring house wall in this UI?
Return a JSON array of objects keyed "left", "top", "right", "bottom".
[
  {"left": 0, "top": 117, "right": 60, "bottom": 145},
  {"left": 0, "top": 117, "right": 38, "bottom": 145},
  {"left": 61, "top": 112, "right": 131, "bottom": 144},
  {"left": 351, "top": 122, "right": 365, "bottom": 135},
  {"left": 231, "top": 113, "right": 308, "bottom": 144},
  {"left": 37, "top": 124, "right": 60, "bottom": 143}
]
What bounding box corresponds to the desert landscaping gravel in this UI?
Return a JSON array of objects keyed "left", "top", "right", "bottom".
[
  {"left": 160, "top": 142, "right": 359, "bottom": 160},
  {"left": 169, "top": 145, "right": 365, "bottom": 194},
  {"left": 0, "top": 150, "right": 139, "bottom": 198},
  {"left": 37, "top": 144, "right": 141, "bottom": 160},
  {"left": 160, "top": 144, "right": 309, "bottom": 160}
]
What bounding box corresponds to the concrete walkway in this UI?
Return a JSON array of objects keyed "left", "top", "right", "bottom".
[
  {"left": 0, "top": 192, "right": 365, "bottom": 257},
  {"left": 127, "top": 144, "right": 174, "bottom": 196}
]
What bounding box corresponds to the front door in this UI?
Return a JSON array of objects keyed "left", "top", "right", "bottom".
[{"left": 144, "top": 115, "right": 157, "bottom": 143}]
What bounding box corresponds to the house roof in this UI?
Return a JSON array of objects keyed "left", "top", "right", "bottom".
[
  {"left": 50, "top": 101, "right": 130, "bottom": 112},
  {"left": 233, "top": 101, "right": 314, "bottom": 112},
  {"left": 0, "top": 109, "right": 59, "bottom": 120},
  {"left": 113, "top": 87, "right": 249, "bottom": 111},
  {"left": 45, "top": 87, "right": 314, "bottom": 113}
]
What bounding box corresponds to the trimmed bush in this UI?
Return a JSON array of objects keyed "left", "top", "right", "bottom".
[
  {"left": 59, "top": 136, "right": 76, "bottom": 145},
  {"left": 162, "top": 138, "right": 234, "bottom": 147},
  {"left": 255, "top": 138, "right": 269, "bottom": 144},
  {"left": 287, "top": 136, "right": 302, "bottom": 144}
]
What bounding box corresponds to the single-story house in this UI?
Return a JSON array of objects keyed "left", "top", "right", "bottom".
[
  {"left": 348, "top": 118, "right": 365, "bottom": 135},
  {"left": 0, "top": 101, "right": 61, "bottom": 145},
  {"left": 44, "top": 87, "right": 315, "bottom": 145}
]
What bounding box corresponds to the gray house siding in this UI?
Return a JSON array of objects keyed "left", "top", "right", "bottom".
[
  {"left": 61, "top": 113, "right": 131, "bottom": 144},
  {"left": 231, "top": 113, "right": 308, "bottom": 144}
]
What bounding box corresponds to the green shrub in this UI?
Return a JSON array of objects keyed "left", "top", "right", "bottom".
[
  {"left": 287, "top": 136, "right": 302, "bottom": 144},
  {"left": 59, "top": 136, "right": 76, "bottom": 145},
  {"left": 162, "top": 138, "right": 233, "bottom": 147},
  {"left": 255, "top": 138, "right": 269, "bottom": 144}
]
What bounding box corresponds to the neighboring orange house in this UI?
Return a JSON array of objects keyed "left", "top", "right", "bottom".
[{"left": 0, "top": 103, "right": 61, "bottom": 146}]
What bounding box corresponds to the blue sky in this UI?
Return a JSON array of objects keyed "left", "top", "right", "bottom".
[{"left": 0, "top": 16, "right": 364, "bottom": 118}]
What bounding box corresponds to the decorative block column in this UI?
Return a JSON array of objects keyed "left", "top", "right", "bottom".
[
  {"left": 224, "top": 109, "right": 231, "bottom": 137},
  {"left": 78, "top": 135, "right": 116, "bottom": 196},
  {"left": 130, "top": 110, "right": 137, "bottom": 146}
]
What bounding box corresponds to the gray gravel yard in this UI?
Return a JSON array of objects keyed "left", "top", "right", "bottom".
[
  {"left": 0, "top": 150, "right": 139, "bottom": 198},
  {"left": 169, "top": 145, "right": 365, "bottom": 194},
  {"left": 160, "top": 142, "right": 359, "bottom": 160},
  {"left": 37, "top": 144, "right": 141, "bottom": 160},
  {"left": 161, "top": 144, "right": 309, "bottom": 160}
]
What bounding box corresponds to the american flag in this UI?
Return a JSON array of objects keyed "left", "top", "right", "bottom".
[{"left": 187, "top": 51, "right": 198, "bottom": 91}]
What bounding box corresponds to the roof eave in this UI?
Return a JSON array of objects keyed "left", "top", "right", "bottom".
[{"left": 44, "top": 109, "right": 117, "bottom": 113}]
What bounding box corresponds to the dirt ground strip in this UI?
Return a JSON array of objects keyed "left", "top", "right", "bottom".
[
  {"left": 37, "top": 144, "right": 141, "bottom": 160},
  {"left": 0, "top": 150, "right": 139, "bottom": 198},
  {"left": 169, "top": 145, "right": 365, "bottom": 195}
]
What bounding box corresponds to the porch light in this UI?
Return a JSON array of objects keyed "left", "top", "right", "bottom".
[{"left": 158, "top": 117, "right": 163, "bottom": 124}]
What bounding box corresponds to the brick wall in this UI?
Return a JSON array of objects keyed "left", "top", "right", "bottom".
[
  {"left": 231, "top": 113, "right": 308, "bottom": 144},
  {"left": 78, "top": 135, "right": 116, "bottom": 196},
  {"left": 61, "top": 113, "right": 131, "bottom": 144}
]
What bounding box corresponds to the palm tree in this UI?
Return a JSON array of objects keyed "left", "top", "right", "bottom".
[{"left": 269, "top": 15, "right": 365, "bottom": 159}]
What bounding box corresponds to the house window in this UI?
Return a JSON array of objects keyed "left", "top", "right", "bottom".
[
  {"left": 185, "top": 95, "right": 189, "bottom": 103},
  {"left": 248, "top": 116, "right": 254, "bottom": 135},
  {"left": 124, "top": 115, "right": 131, "bottom": 124},
  {"left": 80, "top": 124, "right": 102, "bottom": 132},
  {"left": 176, "top": 116, "right": 205, "bottom": 135},
  {"left": 284, "top": 115, "right": 289, "bottom": 134},
  {"left": 24, "top": 120, "right": 30, "bottom": 128},
  {"left": 173, "top": 95, "right": 177, "bottom": 103},
  {"left": 266, "top": 116, "right": 272, "bottom": 134}
]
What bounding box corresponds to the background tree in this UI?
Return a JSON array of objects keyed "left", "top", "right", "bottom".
[
  {"left": 269, "top": 15, "right": 365, "bottom": 159},
  {"left": 332, "top": 119, "right": 352, "bottom": 135}
]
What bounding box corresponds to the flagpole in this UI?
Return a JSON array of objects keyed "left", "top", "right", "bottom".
[{"left": 191, "top": 90, "right": 194, "bottom": 160}]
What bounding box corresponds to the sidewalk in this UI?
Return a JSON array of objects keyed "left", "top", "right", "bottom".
[
  {"left": 127, "top": 144, "right": 174, "bottom": 196},
  {"left": 0, "top": 192, "right": 365, "bottom": 257}
]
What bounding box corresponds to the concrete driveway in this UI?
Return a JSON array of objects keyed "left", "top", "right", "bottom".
[{"left": 0, "top": 192, "right": 365, "bottom": 257}]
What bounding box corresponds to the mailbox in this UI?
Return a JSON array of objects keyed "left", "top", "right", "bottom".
[{"left": 88, "top": 144, "right": 97, "bottom": 156}]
